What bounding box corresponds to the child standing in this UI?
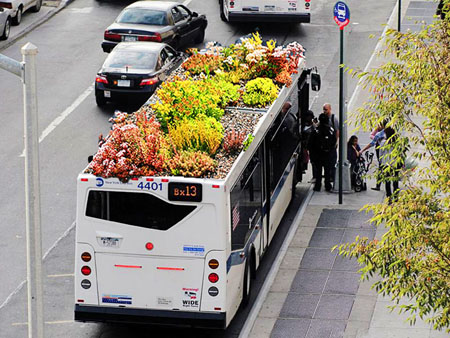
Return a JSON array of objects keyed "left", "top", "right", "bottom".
[{"left": 347, "top": 135, "right": 361, "bottom": 189}]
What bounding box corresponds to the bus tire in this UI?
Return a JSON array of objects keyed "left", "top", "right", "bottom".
[{"left": 242, "top": 256, "right": 252, "bottom": 307}]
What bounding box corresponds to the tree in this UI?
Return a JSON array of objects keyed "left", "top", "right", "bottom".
[{"left": 336, "top": 1, "right": 450, "bottom": 332}]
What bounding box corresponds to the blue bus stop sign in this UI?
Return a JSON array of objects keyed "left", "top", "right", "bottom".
[{"left": 333, "top": 1, "right": 350, "bottom": 29}]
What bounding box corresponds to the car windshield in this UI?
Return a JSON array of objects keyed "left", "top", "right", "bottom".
[
  {"left": 103, "top": 50, "right": 157, "bottom": 70},
  {"left": 116, "top": 9, "right": 167, "bottom": 25}
]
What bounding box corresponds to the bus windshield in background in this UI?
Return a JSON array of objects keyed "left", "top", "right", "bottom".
[{"left": 86, "top": 190, "right": 196, "bottom": 231}]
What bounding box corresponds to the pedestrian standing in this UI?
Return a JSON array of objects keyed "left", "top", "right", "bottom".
[
  {"left": 323, "top": 103, "right": 339, "bottom": 182},
  {"left": 370, "top": 125, "right": 383, "bottom": 191},
  {"left": 308, "top": 113, "right": 336, "bottom": 192},
  {"left": 347, "top": 135, "right": 361, "bottom": 189},
  {"left": 361, "top": 126, "right": 401, "bottom": 201},
  {"left": 301, "top": 110, "right": 316, "bottom": 178}
]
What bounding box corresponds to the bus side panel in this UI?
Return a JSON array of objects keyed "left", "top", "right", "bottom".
[
  {"left": 268, "top": 169, "right": 294, "bottom": 245},
  {"left": 225, "top": 261, "right": 245, "bottom": 325}
]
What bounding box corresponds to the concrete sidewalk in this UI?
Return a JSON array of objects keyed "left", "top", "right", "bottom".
[
  {"left": 0, "top": 0, "right": 68, "bottom": 52},
  {"left": 247, "top": 1, "right": 449, "bottom": 337}
]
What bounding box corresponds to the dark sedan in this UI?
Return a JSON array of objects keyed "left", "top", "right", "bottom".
[
  {"left": 101, "top": 1, "right": 207, "bottom": 53},
  {"left": 95, "top": 42, "right": 184, "bottom": 106}
]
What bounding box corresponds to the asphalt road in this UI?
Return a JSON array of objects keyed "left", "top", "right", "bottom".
[{"left": 0, "top": 0, "right": 396, "bottom": 336}]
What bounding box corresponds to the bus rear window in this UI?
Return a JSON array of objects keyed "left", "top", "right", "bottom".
[{"left": 86, "top": 190, "right": 196, "bottom": 231}]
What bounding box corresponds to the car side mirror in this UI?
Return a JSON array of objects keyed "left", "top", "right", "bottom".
[
  {"left": 311, "top": 72, "right": 321, "bottom": 91},
  {"left": 192, "top": 12, "right": 198, "bottom": 17}
]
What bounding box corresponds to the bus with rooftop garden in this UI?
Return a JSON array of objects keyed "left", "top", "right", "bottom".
[{"left": 74, "top": 44, "right": 319, "bottom": 328}]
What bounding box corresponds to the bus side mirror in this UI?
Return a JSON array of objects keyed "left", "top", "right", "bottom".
[{"left": 311, "top": 73, "right": 321, "bottom": 91}]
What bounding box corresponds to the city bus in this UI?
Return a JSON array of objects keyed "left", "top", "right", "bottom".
[
  {"left": 219, "top": 0, "right": 311, "bottom": 23},
  {"left": 74, "top": 61, "right": 319, "bottom": 328}
]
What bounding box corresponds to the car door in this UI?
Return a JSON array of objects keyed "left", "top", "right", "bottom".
[
  {"left": 170, "top": 6, "right": 191, "bottom": 42},
  {"left": 176, "top": 5, "right": 198, "bottom": 41}
]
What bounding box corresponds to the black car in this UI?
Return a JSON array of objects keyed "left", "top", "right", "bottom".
[
  {"left": 101, "top": 1, "right": 207, "bottom": 53},
  {"left": 95, "top": 41, "right": 184, "bottom": 106}
]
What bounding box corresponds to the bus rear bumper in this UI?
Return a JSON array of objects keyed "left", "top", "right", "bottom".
[
  {"left": 228, "top": 11, "right": 310, "bottom": 23},
  {"left": 74, "top": 304, "right": 226, "bottom": 329}
]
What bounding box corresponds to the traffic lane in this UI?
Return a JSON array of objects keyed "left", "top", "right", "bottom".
[
  {"left": 0, "top": 0, "right": 133, "bottom": 303},
  {"left": 0, "top": 183, "right": 310, "bottom": 338}
]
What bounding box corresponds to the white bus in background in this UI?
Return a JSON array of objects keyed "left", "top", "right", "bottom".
[
  {"left": 74, "top": 60, "right": 319, "bottom": 328},
  {"left": 219, "top": 0, "right": 311, "bottom": 23}
]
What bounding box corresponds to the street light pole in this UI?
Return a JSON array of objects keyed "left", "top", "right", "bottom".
[
  {"left": 398, "top": 0, "right": 402, "bottom": 31},
  {"left": 22, "top": 42, "right": 44, "bottom": 338}
]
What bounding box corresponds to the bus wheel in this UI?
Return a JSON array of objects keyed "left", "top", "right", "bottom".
[
  {"left": 242, "top": 257, "right": 252, "bottom": 307},
  {"left": 219, "top": 0, "right": 227, "bottom": 21}
]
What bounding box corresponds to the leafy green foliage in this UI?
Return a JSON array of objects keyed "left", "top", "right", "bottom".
[
  {"left": 242, "top": 78, "right": 279, "bottom": 107},
  {"left": 336, "top": 10, "right": 450, "bottom": 332},
  {"left": 168, "top": 116, "right": 224, "bottom": 156},
  {"left": 168, "top": 150, "right": 217, "bottom": 177},
  {"left": 151, "top": 77, "right": 240, "bottom": 131}
]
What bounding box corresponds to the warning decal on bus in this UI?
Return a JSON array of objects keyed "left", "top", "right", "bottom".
[
  {"left": 102, "top": 294, "right": 132, "bottom": 305},
  {"left": 182, "top": 288, "right": 199, "bottom": 308}
]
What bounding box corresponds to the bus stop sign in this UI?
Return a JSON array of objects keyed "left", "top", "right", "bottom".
[{"left": 333, "top": 1, "right": 350, "bottom": 29}]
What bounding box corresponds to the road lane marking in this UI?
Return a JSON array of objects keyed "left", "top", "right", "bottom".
[
  {"left": 47, "top": 273, "right": 74, "bottom": 278},
  {"left": 0, "top": 222, "right": 76, "bottom": 311},
  {"left": 12, "top": 320, "right": 73, "bottom": 326},
  {"left": 20, "top": 84, "right": 94, "bottom": 157}
]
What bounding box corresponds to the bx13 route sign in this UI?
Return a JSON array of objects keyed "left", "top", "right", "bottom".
[{"left": 333, "top": 1, "right": 350, "bottom": 29}]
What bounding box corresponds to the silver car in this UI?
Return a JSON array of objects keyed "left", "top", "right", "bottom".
[
  {"left": 0, "top": 0, "right": 41, "bottom": 26},
  {"left": 0, "top": 6, "right": 12, "bottom": 40}
]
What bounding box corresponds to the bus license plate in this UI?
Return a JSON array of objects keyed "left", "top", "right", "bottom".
[
  {"left": 104, "top": 90, "right": 111, "bottom": 98},
  {"left": 99, "top": 237, "right": 120, "bottom": 247},
  {"left": 117, "top": 80, "right": 130, "bottom": 87}
]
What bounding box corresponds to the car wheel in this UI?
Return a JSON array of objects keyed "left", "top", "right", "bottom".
[
  {"left": 219, "top": 0, "right": 227, "bottom": 21},
  {"left": 194, "top": 28, "right": 205, "bottom": 44},
  {"left": 95, "top": 90, "right": 107, "bottom": 107},
  {"left": 0, "top": 17, "right": 10, "bottom": 40},
  {"left": 31, "top": 0, "right": 42, "bottom": 13},
  {"left": 12, "top": 7, "right": 22, "bottom": 26}
]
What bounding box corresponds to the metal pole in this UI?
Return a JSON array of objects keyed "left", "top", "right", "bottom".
[
  {"left": 338, "top": 28, "right": 344, "bottom": 204},
  {"left": 398, "top": 0, "right": 401, "bottom": 31},
  {"left": 22, "top": 42, "right": 44, "bottom": 338}
]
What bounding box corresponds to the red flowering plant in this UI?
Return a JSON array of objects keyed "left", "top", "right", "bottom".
[
  {"left": 87, "top": 112, "right": 167, "bottom": 180},
  {"left": 181, "top": 52, "right": 223, "bottom": 75}
]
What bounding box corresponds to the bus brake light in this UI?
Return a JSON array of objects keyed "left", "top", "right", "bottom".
[
  {"left": 81, "top": 266, "right": 91, "bottom": 276},
  {"left": 145, "top": 242, "right": 154, "bottom": 250},
  {"left": 208, "top": 273, "right": 219, "bottom": 283}
]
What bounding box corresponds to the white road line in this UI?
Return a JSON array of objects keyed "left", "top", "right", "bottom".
[
  {"left": 183, "top": 0, "right": 193, "bottom": 5},
  {"left": 12, "top": 320, "right": 73, "bottom": 326},
  {"left": 0, "top": 222, "right": 76, "bottom": 311},
  {"left": 20, "top": 84, "right": 94, "bottom": 157},
  {"left": 238, "top": 187, "right": 314, "bottom": 338},
  {"left": 47, "top": 273, "right": 74, "bottom": 278}
]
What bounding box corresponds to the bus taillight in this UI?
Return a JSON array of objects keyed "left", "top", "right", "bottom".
[
  {"left": 208, "top": 259, "right": 219, "bottom": 269},
  {"left": 81, "top": 266, "right": 91, "bottom": 276},
  {"left": 208, "top": 273, "right": 219, "bottom": 283},
  {"left": 145, "top": 242, "right": 154, "bottom": 250},
  {"left": 81, "top": 252, "right": 91, "bottom": 262}
]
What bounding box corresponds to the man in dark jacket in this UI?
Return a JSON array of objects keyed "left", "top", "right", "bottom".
[{"left": 308, "top": 113, "right": 336, "bottom": 192}]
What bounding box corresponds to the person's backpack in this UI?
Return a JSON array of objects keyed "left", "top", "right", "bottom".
[{"left": 318, "top": 126, "right": 336, "bottom": 153}]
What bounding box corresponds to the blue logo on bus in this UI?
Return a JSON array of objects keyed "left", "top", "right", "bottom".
[{"left": 96, "top": 178, "right": 104, "bottom": 187}]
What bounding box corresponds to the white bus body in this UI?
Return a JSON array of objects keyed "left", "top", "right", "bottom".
[
  {"left": 219, "top": 0, "right": 311, "bottom": 23},
  {"left": 74, "top": 59, "right": 316, "bottom": 328}
]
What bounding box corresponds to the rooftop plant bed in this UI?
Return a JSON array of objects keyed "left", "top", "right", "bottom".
[{"left": 86, "top": 33, "right": 305, "bottom": 180}]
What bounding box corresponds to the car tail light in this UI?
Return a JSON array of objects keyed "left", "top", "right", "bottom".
[
  {"left": 140, "top": 77, "right": 158, "bottom": 86},
  {"left": 0, "top": 2, "right": 13, "bottom": 8},
  {"left": 104, "top": 31, "right": 121, "bottom": 41},
  {"left": 208, "top": 273, "right": 219, "bottom": 283},
  {"left": 208, "top": 259, "right": 219, "bottom": 269},
  {"left": 96, "top": 75, "right": 108, "bottom": 84},
  {"left": 81, "top": 266, "right": 91, "bottom": 276},
  {"left": 137, "top": 33, "right": 162, "bottom": 42},
  {"left": 81, "top": 252, "right": 91, "bottom": 262}
]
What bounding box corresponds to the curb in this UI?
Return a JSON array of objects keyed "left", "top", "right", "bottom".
[{"left": 0, "top": 0, "right": 74, "bottom": 52}]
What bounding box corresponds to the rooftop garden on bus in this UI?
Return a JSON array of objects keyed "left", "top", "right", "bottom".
[{"left": 86, "top": 33, "right": 305, "bottom": 180}]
